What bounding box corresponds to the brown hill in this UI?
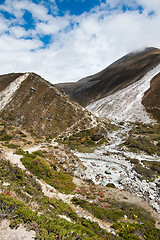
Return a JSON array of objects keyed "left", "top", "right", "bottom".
[
  {"left": 0, "top": 73, "right": 96, "bottom": 138},
  {"left": 55, "top": 47, "right": 160, "bottom": 107}
]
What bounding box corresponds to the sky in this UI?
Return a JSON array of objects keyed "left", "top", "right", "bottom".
[{"left": 0, "top": 0, "right": 160, "bottom": 84}]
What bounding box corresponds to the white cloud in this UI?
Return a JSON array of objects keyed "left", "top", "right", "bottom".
[
  {"left": 35, "top": 16, "right": 70, "bottom": 36},
  {"left": 0, "top": 16, "right": 8, "bottom": 34},
  {"left": 137, "top": 0, "right": 160, "bottom": 12},
  {"left": 0, "top": 0, "right": 57, "bottom": 22},
  {"left": 0, "top": 0, "right": 160, "bottom": 84}
]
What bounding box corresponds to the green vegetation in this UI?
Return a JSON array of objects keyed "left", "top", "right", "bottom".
[
  {"left": 124, "top": 122, "right": 160, "bottom": 156},
  {"left": 20, "top": 151, "right": 76, "bottom": 194},
  {"left": 127, "top": 158, "right": 139, "bottom": 165},
  {"left": 4, "top": 143, "right": 20, "bottom": 149},
  {"left": 59, "top": 127, "right": 108, "bottom": 152},
  {"left": 103, "top": 120, "right": 120, "bottom": 132},
  {"left": 0, "top": 158, "right": 43, "bottom": 202},
  {"left": 130, "top": 122, "right": 160, "bottom": 137},
  {"left": 142, "top": 160, "right": 160, "bottom": 175},
  {"left": 0, "top": 133, "right": 12, "bottom": 141},
  {"left": 113, "top": 222, "right": 160, "bottom": 240},
  {"left": 125, "top": 157, "right": 157, "bottom": 181},
  {"left": 106, "top": 183, "right": 116, "bottom": 188},
  {"left": 133, "top": 164, "right": 156, "bottom": 181},
  {"left": 124, "top": 136, "right": 160, "bottom": 155},
  {"left": 0, "top": 194, "right": 117, "bottom": 240},
  {"left": 72, "top": 197, "right": 125, "bottom": 222},
  {"left": 111, "top": 201, "right": 155, "bottom": 225},
  {"left": 0, "top": 157, "right": 159, "bottom": 239}
]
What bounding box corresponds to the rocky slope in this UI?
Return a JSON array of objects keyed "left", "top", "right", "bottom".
[
  {"left": 55, "top": 47, "right": 160, "bottom": 107},
  {"left": 0, "top": 72, "right": 98, "bottom": 138},
  {"left": 87, "top": 63, "right": 160, "bottom": 122}
]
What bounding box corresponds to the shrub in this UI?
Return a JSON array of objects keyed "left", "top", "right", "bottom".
[
  {"left": 113, "top": 222, "right": 160, "bottom": 240},
  {"left": 0, "top": 134, "right": 12, "bottom": 141},
  {"left": 142, "top": 160, "right": 160, "bottom": 174},
  {"left": 20, "top": 152, "right": 76, "bottom": 194},
  {"left": 106, "top": 183, "right": 116, "bottom": 188},
  {"left": 72, "top": 197, "right": 124, "bottom": 222},
  {"left": 124, "top": 136, "right": 160, "bottom": 155},
  {"left": 133, "top": 164, "right": 155, "bottom": 181}
]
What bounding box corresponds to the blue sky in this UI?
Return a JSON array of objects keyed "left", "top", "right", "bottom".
[{"left": 0, "top": 0, "right": 160, "bottom": 83}]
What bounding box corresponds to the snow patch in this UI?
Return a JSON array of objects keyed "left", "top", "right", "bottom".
[
  {"left": 0, "top": 73, "right": 29, "bottom": 110},
  {"left": 87, "top": 64, "right": 160, "bottom": 123}
]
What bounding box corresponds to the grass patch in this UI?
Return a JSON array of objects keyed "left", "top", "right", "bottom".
[
  {"left": 142, "top": 160, "right": 160, "bottom": 175},
  {"left": 0, "top": 194, "right": 117, "bottom": 240},
  {"left": 132, "top": 164, "right": 156, "bottom": 181},
  {"left": 20, "top": 151, "right": 76, "bottom": 194},
  {"left": 72, "top": 197, "right": 124, "bottom": 222},
  {"left": 124, "top": 136, "right": 160, "bottom": 155},
  {"left": 4, "top": 143, "right": 20, "bottom": 149},
  {"left": 113, "top": 222, "right": 160, "bottom": 240},
  {"left": 111, "top": 201, "right": 155, "bottom": 225},
  {"left": 59, "top": 127, "right": 108, "bottom": 152},
  {"left": 0, "top": 134, "right": 12, "bottom": 141},
  {"left": 0, "top": 158, "right": 43, "bottom": 202}
]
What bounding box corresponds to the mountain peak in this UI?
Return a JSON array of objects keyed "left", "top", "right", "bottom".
[{"left": 0, "top": 72, "right": 98, "bottom": 137}]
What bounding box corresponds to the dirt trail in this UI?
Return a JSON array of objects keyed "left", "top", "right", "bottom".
[
  {"left": 0, "top": 219, "right": 36, "bottom": 240},
  {"left": 2, "top": 146, "right": 160, "bottom": 231}
]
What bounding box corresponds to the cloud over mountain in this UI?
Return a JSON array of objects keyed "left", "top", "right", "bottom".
[{"left": 0, "top": 0, "right": 160, "bottom": 83}]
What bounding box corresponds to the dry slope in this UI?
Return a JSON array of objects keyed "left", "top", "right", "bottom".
[{"left": 0, "top": 72, "right": 96, "bottom": 138}]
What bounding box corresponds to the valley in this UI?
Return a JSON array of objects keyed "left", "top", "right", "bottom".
[
  {"left": 0, "top": 47, "right": 160, "bottom": 239},
  {"left": 0, "top": 117, "right": 160, "bottom": 239}
]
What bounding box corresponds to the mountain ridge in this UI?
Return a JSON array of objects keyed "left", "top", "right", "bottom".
[{"left": 55, "top": 47, "right": 160, "bottom": 108}]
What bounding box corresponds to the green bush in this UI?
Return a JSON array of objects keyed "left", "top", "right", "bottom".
[
  {"left": 72, "top": 197, "right": 124, "bottom": 222},
  {"left": 142, "top": 160, "right": 160, "bottom": 174},
  {"left": 111, "top": 201, "right": 155, "bottom": 225},
  {"left": 113, "top": 222, "right": 160, "bottom": 240},
  {"left": 0, "top": 193, "right": 117, "bottom": 239},
  {"left": 0, "top": 134, "right": 12, "bottom": 141},
  {"left": 20, "top": 152, "right": 76, "bottom": 194},
  {"left": 106, "top": 183, "right": 116, "bottom": 188},
  {"left": 124, "top": 136, "right": 160, "bottom": 155},
  {"left": 60, "top": 127, "right": 108, "bottom": 152},
  {"left": 133, "top": 164, "right": 155, "bottom": 181}
]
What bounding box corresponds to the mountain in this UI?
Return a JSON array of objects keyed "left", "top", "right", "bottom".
[
  {"left": 0, "top": 72, "right": 98, "bottom": 138},
  {"left": 1, "top": 52, "right": 160, "bottom": 239},
  {"left": 56, "top": 47, "right": 160, "bottom": 122}
]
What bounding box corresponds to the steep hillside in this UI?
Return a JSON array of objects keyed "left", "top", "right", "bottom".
[
  {"left": 0, "top": 72, "right": 98, "bottom": 138},
  {"left": 87, "top": 63, "right": 160, "bottom": 122},
  {"left": 55, "top": 47, "right": 160, "bottom": 107},
  {"left": 142, "top": 72, "right": 160, "bottom": 121}
]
